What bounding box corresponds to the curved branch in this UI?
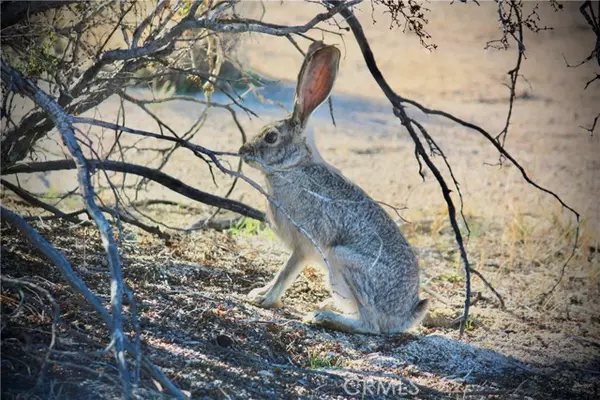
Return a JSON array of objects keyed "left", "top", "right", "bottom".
[
  {"left": 402, "top": 100, "right": 580, "bottom": 219},
  {"left": 331, "top": 1, "right": 472, "bottom": 334},
  {"left": 332, "top": 0, "right": 580, "bottom": 320},
  {"left": 97, "top": 205, "right": 170, "bottom": 239},
  {"left": 395, "top": 106, "right": 472, "bottom": 334},
  {"left": 5, "top": 159, "right": 266, "bottom": 222}
]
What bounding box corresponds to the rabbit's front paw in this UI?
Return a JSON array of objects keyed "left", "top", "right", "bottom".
[
  {"left": 247, "top": 286, "right": 282, "bottom": 309},
  {"left": 302, "top": 309, "right": 329, "bottom": 325}
]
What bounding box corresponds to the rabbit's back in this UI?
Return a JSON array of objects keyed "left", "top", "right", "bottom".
[{"left": 266, "top": 163, "right": 418, "bottom": 278}]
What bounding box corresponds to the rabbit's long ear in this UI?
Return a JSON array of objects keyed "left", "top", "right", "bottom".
[{"left": 292, "top": 42, "right": 341, "bottom": 129}]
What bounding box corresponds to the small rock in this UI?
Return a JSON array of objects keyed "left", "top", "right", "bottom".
[
  {"left": 258, "top": 370, "right": 274, "bottom": 378},
  {"left": 366, "top": 353, "right": 402, "bottom": 368},
  {"left": 216, "top": 334, "right": 233, "bottom": 347}
]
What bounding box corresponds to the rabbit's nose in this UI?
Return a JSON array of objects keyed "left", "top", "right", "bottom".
[{"left": 238, "top": 143, "right": 250, "bottom": 155}]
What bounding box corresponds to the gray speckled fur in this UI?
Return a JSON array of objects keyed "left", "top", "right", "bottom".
[{"left": 239, "top": 43, "right": 427, "bottom": 334}]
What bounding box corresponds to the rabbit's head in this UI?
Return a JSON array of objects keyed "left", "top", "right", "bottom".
[{"left": 239, "top": 42, "right": 340, "bottom": 173}]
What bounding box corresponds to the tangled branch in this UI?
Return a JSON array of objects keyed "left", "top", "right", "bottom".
[
  {"left": 0, "top": 59, "right": 190, "bottom": 398},
  {"left": 1, "top": 59, "right": 133, "bottom": 396},
  {"left": 0, "top": 0, "right": 361, "bottom": 169}
]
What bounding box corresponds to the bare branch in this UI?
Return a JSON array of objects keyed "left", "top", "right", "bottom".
[
  {"left": 495, "top": 0, "right": 525, "bottom": 147},
  {"left": 329, "top": 0, "right": 580, "bottom": 332},
  {"left": 584, "top": 73, "right": 600, "bottom": 90},
  {"left": 410, "top": 118, "right": 471, "bottom": 240},
  {"left": 330, "top": 1, "right": 473, "bottom": 334},
  {"left": 131, "top": 0, "right": 171, "bottom": 49},
  {"left": 397, "top": 106, "right": 473, "bottom": 335},
  {"left": 581, "top": 112, "right": 599, "bottom": 136},
  {"left": 97, "top": 204, "right": 170, "bottom": 239},
  {"left": 469, "top": 267, "right": 505, "bottom": 309},
  {"left": 1, "top": 59, "right": 131, "bottom": 396},
  {"left": 5, "top": 159, "right": 266, "bottom": 222}
]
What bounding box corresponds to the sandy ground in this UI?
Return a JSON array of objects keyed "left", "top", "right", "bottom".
[
  {"left": 2, "top": 1, "right": 600, "bottom": 399},
  {"left": 238, "top": 0, "right": 600, "bottom": 230},
  {"left": 13, "top": 1, "right": 599, "bottom": 234}
]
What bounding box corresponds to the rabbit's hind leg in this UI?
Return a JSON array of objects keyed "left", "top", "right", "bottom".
[{"left": 304, "top": 247, "right": 381, "bottom": 334}]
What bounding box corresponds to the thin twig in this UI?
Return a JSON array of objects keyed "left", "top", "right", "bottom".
[
  {"left": 410, "top": 119, "right": 471, "bottom": 240},
  {"left": 495, "top": 0, "right": 525, "bottom": 147},
  {"left": 469, "top": 267, "right": 505, "bottom": 309}
]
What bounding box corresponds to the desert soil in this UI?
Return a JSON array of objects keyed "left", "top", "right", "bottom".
[{"left": 1, "top": 1, "right": 599, "bottom": 399}]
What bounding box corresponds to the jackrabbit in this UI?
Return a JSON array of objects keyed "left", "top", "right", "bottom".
[{"left": 239, "top": 42, "right": 428, "bottom": 334}]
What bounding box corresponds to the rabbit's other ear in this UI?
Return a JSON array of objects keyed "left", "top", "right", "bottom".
[{"left": 292, "top": 42, "right": 341, "bottom": 128}]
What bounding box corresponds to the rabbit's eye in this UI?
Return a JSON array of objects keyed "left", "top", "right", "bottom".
[{"left": 264, "top": 131, "right": 278, "bottom": 144}]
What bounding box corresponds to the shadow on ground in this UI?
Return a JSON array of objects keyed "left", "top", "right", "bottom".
[{"left": 2, "top": 219, "right": 596, "bottom": 399}]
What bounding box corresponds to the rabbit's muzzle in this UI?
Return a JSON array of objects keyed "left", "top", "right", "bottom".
[
  {"left": 238, "top": 143, "right": 251, "bottom": 158},
  {"left": 238, "top": 143, "right": 258, "bottom": 166}
]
